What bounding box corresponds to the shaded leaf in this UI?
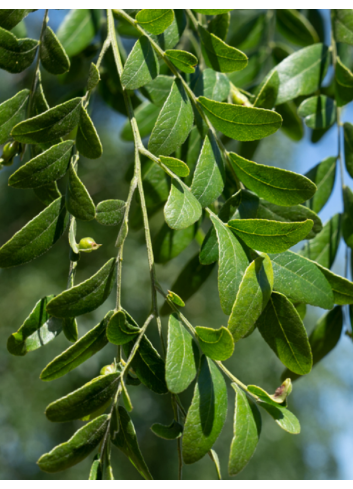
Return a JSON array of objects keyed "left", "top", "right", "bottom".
[
  {"left": 332, "top": 9, "right": 353, "bottom": 45},
  {"left": 96, "top": 200, "right": 125, "bottom": 226},
  {"left": 0, "top": 27, "right": 38, "bottom": 73},
  {"left": 316, "top": 263, "right": 353, "bottom": 305},
  {"left": 192, "top": 68, "right": 230, "bottom": 102},
  {"left": 140, "top": 75, "right": 174, "bottom": 107},
  {"left": 88, "top": 455, "right": 102, "bottom": 480},
  {"left": 193, "top": 9, "right": 233, "bottom": 14},
  {"left": 57, "top": 9, "right": 100, "bottom": 57},
  {"left": 305, "top": 156, "right": 337, "bottom": 213},
  {"left": 0, "top": 9, "right": 36, "bottom": 30},
  {"left": 276, "top": 9, "right": 319, "bottom": 47},
  {"left": 87, "top": 62, "right": 100, "bottom": 91},
  {"left": 298, "top": 95, "right": 336, "bottom": 129},
  {"left": 40, "top": 26, "right": 70, "bottom": 75},
  {"left": 121, "top": 36, "right": 159, "bottom": 90},
  {"left": 34, "top": 182, "right": 61, "bottom": 207},
  {"left": 62, "top": 318, "right": 78, "bottom": 343},
  {"left": 151, "top": 421, "right": 183, "bottom": 440},
  {"left": 66, "top": 162, "right": 96, "bottom": 221},
  {"left": 154, "top": 222, "right": 196, "bottom": 264},
  {"left": 258, "top": 402, "right": 300, "bottom": 434},
  {"left": 150, "top": 9, "right": 186, "bottom": 50},
  {"left": 107, "top": 310, "right": 139, "bottom": 346},
  {"left": 195, "top": 326, "right": 234, "bottom": 361},
  {"left": 121, "top": 101, "right": 160, "bottom": 142},
  {"left": 344, "top": 122, "right": 353, "bottom": 178},
  {"left": 0, "top": 89, "right": 29, "bottom": 144},
  {"left": 208, "top": 12, "right": 230, "bottom": 41},
  {"left": 335, "top": 57, "right": 353, "bottom": 106},
  {"left": 76, "top": 107, "right": 103, "bottom": 159},
  {"left": 276, "top": 101, "right": 304, "bottom": 141}
]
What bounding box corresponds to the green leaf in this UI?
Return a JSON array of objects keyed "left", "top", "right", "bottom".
[
  {"left": 34, "top": 182, "right": 61, "bottom": 207},
  {"left": 316, "top": 263, "right": 353, "bottom": 305},
  {"left": 274, "top": 43, "right": 330, "bottom": 105},
  {"left": 107, "top": 310, "right": 139, "bottom": 346},
  {"left": 40, "top": 26, "right": 70, "bottom": 75},
  {"left": 66, "top": 162, "right": 96, "bottom": 221},
  {"left": 192, "top": 68, "right": 230, "bottom": 102},
  {"left": 229, "top": 383, "right": 261, "bottom": 476},
  {"left": 37, "top": 415, "right": 109, "bottom": 473},
  {"left": 40, "top": 311, "right": 114, "bottom": 381},
  {"left": 154, "top": 222, "right": 196, "bottom": 264},
  {"left": 159, "top": 155, "right": 190, "bottom": 177},
  {"left": 276, "top": 9, "right": 319, "bottom": 47},
  {"left": 76, "top": 107, "right": 103, "bottom": 159},
  {"left": 198, "top": 25, "right": 247, "bottom": 73},
  {"left": 111, "top": 406, "right": 153, "bottom": 480},
  {"left": 209, "top": 449, "right": 222, "bottom": 480},
  {"left": 88, "top": 455, "right": 102, "bottom": 480},
  {"left": 0, "top": 196, "right": 68, "bottom": 269},
  {"left": 211, "top": 216, "right": 248, "bottom": 315},
  {"left": 136, "top": 9, "right": 174, "bottom": 35},
  {"left": 258, "top": 401, "right": 300, "bottom": 434},
  {"left": 164, "top": 179, "right": 202, "bottom": 230},
  {"left": 121, "top": 102, "right": 160, "bottom": 142},
  {"left": 0, "top": 27, "right": 38, "bottom": 73},
  {"left": 96, "top": 200, "right": 125, "bottom": 226},
  {"left": 247, "top": 380, "right": 292, "bottom": 405},
  {"left": 343, "top": 186, "right": 353, "bottom": 248},
  {"left": 195, "top": 326, "right": 234, "bottom": 361},
  {"left": 254, "top": 70, "right": 280, "bottom": 109},
  {"left": 208, "top": 12, "right": 230, "bottom": 41},
  {"left": 57, "top": 9, "right": 100, "bottom": 57},
  {"left": 121, "top": 36, "right": 159, "bottom": 90},
  {"left": 167, "top": 290, "right": 185, "bottom": 307},
  {"left": 150, "top": 10, "right": 186, "bottom": 50},
  {"left": 151, "top": 421, "right": 183, "bottom": 440},
  {"left": 47, "top": 259, "right": 116, "bottom": 318},
  {"left": 299, "top": 214, "right": 341, "bottom": 269},
  {"left": 0, "top": 89, "right": 29, "bottom": 144},
  {"left": 269, "top": 251, "right": 334, "bottom": 309},
  {"left": 31, "top": 71, "right": 50, "bottom": 117},
  {"left": 12, "top": 97, "right": 82, "bottom": 144},
  {"left": 276, "top": 101, "right": 304, "bottom": 141},
  {"left": 121, "top": 380, "right": 133, "bottom": 412},
  {"left": 160, "top": 254, "right": 215, "bottom": 316},
  {"left": 298, "top": 95, "right": 336, "bottom": 129},
  {"left": 62, "top": 318, "right": 78, "bottom": 343},
  {"left": 165, "top": 314, "right": 199, "bottom": 394},
  {"left": 191, "top": 133, "right": 224, "bottom": 208},
  {"left": 256, "top": 292, "right": 312, "bottom": 375},
  {"left": 305, "top": 156, "right": 337, "bottom": 213},
  {"left": 228, "top": 152, "right": 317, "bottom": 206},
  {"left": 344, "top": 122, "right": 353, "bottom": 178},
  {"left": 182, "top": 356, "right": 227, "bottom": 464},
  {"left": 228, "top": 254, "right": 273, "bottom": 342},
  {"left": 198, "top": 97, "right": 282, "bottom": 141},
  {"left": 283, "top": 306, "right": 343, "bottom": 382},
  {"left": 7, "top": 295, "right": 62, "bottom": 356},
  {"left": 122, "top": 312, "right": 168, "bottom": 395},
  {"left": 194, "top": 9, "right": 233, "bottom": 14},
  {"left": 332, "top": 9, "right": 353, "bottom": 45},
  {"left": 0, "top": 9, "right": 36, "bottom": 30},
  {"left": 335, "top": 57, "right": 353, "bottom": 106},
  {"left": 165, "top": 49, "right": 198, "bottom": 73},
  {"left": 140, "top": 75, "right": 174, "bottom": 107},
  {"left": 87, "top": 63, "right": 100, "bottom": 91},
  {"left": 46, "top": 372, "right": 119, "bottom": 422},
  {"left": 228, "top": 218, "right": 313, "bottom": 253},
  {"left": 149, "top": 79, "right": 193, "bottom": 156},
  {"left": 9, "top": 140, "right": 74, "bottom": 189}
]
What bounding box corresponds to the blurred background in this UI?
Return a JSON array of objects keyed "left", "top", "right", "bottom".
[{"left": 0, "top": 9, "right": 353, "bottom": 480}]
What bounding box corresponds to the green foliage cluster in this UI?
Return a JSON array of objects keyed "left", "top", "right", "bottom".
[{"left": 0, "top": 8, "right": 353, "bottom": 480}]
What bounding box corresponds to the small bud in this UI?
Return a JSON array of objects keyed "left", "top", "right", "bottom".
[
  {"left": 100, "top": 364, "right": 115, "bottom": 375},
  {"left": 2, "top": 141, "right": 20, "bottom": 164},
  {"left": 273, "top": 378, "right": 292, "bottom": 403},
  {"left": 78, "top": 237, "right": 102, "bottom": 253}
]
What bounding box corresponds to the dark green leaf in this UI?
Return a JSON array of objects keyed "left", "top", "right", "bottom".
[
  {"left": 121, "top": 36, "right": 159, "bottom": 90},
  {"left": 316, "top": 263, "right": 353, "bottom": 305},
  {"left": 31, "top": 71, "right": 49, "bottom": 117},
  {"left": 229, "top": 383, "right": 261, "bottom": 476},
  {"left": 344, "top": 122, "right": 353, "bottom": 178},
  {"left": 87, "top": 63, "right": 100, "bottom": 91},
  {"left": 46, "top": 372, "right": 119, "bottom": 422},
  {"left": 37, "top": 415, "right": 109, "bottom": 473},
  {"left": 208, "top": 12, "right": 230, "bottom": 40},
  {"left": 40, "top": 26, "right": 70, "bottom": 75},
  {"left": 165, "top": 49, "right": 198, "bottom": 74},
  {"left": 228, "top": 218, "right": 313, "bottom": 253},
  {"left": 192, "top": 68, "right": 230, "bottom": 102},
  {"left": 88, "top": 455, "right": 102, "bottom": 480},
  {"left": 164, "top": 179, "right": 202, "bottom": 230},
  {"left": 299, "top": 214, "right": 341, "bottom": 269},
  {"left": 332, "top": 9, "right": 353, "bottom": 45},
  {"left": 34, "top": 182, "right": 61, "bottom": 207},
  {"left": 12, "top": 97, "right": 82, "bottom": 144},
  {"left": 159, "top": 155, "right": 190, "bottom": 177},
  {"left": 7, "top": 295, "right": 62, "bottom": 356},
  {"left": 276, "top": 9, "right": 319, "bottom": 46},
  {"left": 0, "top": 9, "right": 36, "bottom": 30},
  {"left": 335, "top": 57, "right": 353, "bottom": 106},
  {"left": 0, "top": 196, "right": 68, "bottom": 268},
  {"left": 258, "top": 402, "right": 300, "bottom": 434},
  {"left": 298, "top": 95, "right": 336, "bottom": 129},
  {"left": 154, "top": 222, "right": 196, "bottom": 264},
  {"left": 121, "top": 101, "right": 160, "bottom": 142},
  {"left": 107, "top": 310, "right": 139, "bottom": 346},
  {"left": 96, "top": 200, "right": 125, "bottom": 226},
  {"left": 57, "top": 9, "right": 99, "bottom": 57},
  {"left": 228, "top": 254, "right": 273, "bottom": 342},
  {"left": 211, "top": 216, "right": 248, "bottom": 315},
  {"left": 269, "top": 250, "right": 334, "bottom": 309},
  {"left": 276, "top": 101, "right": 304, "bottom": 141},
  {"left": 140, "top": 75, "right": 174, "bottom": 107},
  {"left": 274, "top": 44, "right": 330, "bottom": 105},
  {"left": 343, "top": 186, "right": 353, "bottom": 248},
  {"left": 66, "top": 162, "right": 96, "bottom": 221},
  {"left": 254, "top": 71, "right": 280, "bottom": 109},
  {"left": 305, "top": 156, "right": 337, "bottom": 213},
  {"left": 111, "top": 406, "right": 153, "bottom": 480},
  {"left": 150, "top": 10, "right": 186, "bottom": 50},
  {"left": 9, "top": 140, "right": 74, "bottom": 188},
  {"left": 195, "top": 326, "right": 234, "bottom": 361},
  {"left": 40, "top": 310, "right": 114, "bottom": 381},
  {"left": 198, "top": 97, "right": 282, "bottom": 141},
  {"left": 0, "top": 27, "right": 38, "bottom": 73},
  {"left": 191, "top": 133, "right": 224, "bottom": 207},
  {"left": 182, "top": 356, "right": 227, "bottom": 464},
  {"left": 0, "top": 89, "right": 29, "bottom": 144},
  {"left": 62, "top": 318, "right": 78, "bottom": 343},
  {"left": 256, "top": 292, "right": 312, "bottom": 375},
  {"left": 149, "top": 79, "right": 193, "bottom": 156},
  {"left": 47, "top": 259, "right": 116, "bottom": 318},
  {"left": 166, "top": 314, "right": 199, "bottom": 394},
  {"left": 228, "top": 152, "right": 316, "bottom": 206},
  {"left": 151, "top": 421, "right": 183, "bottom": 440},
  {"left": 76, "top": 107, "right": 103, "bottom": 159}
]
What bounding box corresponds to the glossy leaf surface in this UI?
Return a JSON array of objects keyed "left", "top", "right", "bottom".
[{"left": 298, "top": 95, "right": 336, "bottom": 129}]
